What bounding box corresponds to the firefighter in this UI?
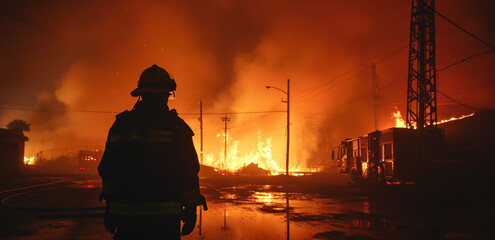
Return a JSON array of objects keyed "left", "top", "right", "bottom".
[{"left": 98, "top": 64, "right": 207, "bottom": 239}]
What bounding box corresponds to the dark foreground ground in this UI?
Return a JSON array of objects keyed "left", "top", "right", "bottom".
[{"left": 0, "top": 173, "right": 493, "bottom": 240}]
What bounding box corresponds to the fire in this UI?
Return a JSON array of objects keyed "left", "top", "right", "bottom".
[
  {"left": 24, "top": 156, "right": 36, "bottom": 165},
  {"left": 392, "top": 108, "right": 407, "bottom": 128},
  {"left": 203, "top": 130, "right": 283, "bottom": 174},
  {"left": 391, "top": 108, "right": 475, "bottom": 128},
  {"left": 435, "top": 113, "right": 475, "bottom": 125}
]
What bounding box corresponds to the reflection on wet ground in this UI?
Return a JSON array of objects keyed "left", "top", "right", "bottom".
[
  {"left": 183, "top": 177, "right": 493, "bottom": 240},
  {"left": 1, "top": 175, "right": 492, "bottom": 239},
  {"left": 185, "top": 183, "right": 376, "bottom": 240}
]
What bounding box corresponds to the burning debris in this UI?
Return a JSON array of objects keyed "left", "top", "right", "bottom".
[
  {"left": 203, "top": 130, "right": 284, "bottom": 174},
  {"left": 199, "top": 165, "right": 221, "bottom": 177},
  {"left": 236, "top": 163, "right": 271, "bottom": 176},
  {"left": 24, "top": 156, "right": 36, "bottom": 165}
]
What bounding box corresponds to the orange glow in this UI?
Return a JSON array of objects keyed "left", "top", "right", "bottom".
[
  {"left": 24, "top": 156, "right": 36, "bottom": 165},
  {"left": 435, "top": 113, "right": 475, "bottom": 125},
  {"left": 392, "top": 108, "right": 406, "bottom": 128},
  {"left": 2, "top": 1, "right": 492, "bottom": 180}
]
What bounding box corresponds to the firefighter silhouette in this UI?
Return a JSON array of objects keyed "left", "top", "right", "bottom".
[{"left": 98, "top": 65, "right": 207, "bottom": 239}]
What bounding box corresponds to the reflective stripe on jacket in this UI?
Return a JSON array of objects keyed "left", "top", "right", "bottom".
[
  {"left": 180, "top": 188, "right": 203, "bottom": 205},
  {"left": 109, "top": 201, "right": 181, "bottom": 215}
]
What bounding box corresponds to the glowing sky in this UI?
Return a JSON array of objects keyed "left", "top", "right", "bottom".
[{"left": 1, "top": 0, "right": 494, "bottom": 168}]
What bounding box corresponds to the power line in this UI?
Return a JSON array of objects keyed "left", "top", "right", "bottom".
[
  {"left": 427, "top": 5, "right": 495, "bottom": 50},
  {"left": 437, "top": 49, "right": 495, "bottom": 72},
  {"left": 294, "top": 40, "right": 408, "bottom": 103},
  {"left": 294, "top": 43, "right": 495, "bottom": 115},
  {"left": 292, "top": 0, "right": 408, "bottom": 93},
  {"left": 0, "top": 105, "right": 117, "bottom": 114},
  {"left": 228, "top": 103, "right": 285, "bottom": 129},
  {"left": 437, "top": 90, "right": 494, "bottom": 112},
  {"left": 295, "top": 77, "right": 407, "bottom": 116},
  {"left": 0, "top": 105, "right": 285, "bottom": 116},
  {"left": 181, "top": 110, "right": 286, "bottom": 116},
  {"left": 290, "top": 2, "right": 495, "bottom": 106},
  {"left": 293, "top": 40, "right": 409, "bottom": 105}
]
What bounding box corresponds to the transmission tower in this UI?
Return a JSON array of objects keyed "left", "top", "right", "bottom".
[
  {"left": 406, "top": 0, "right": 437, "bottom": 129},
  {"left": 371, "top": 63, "right": 380, "bottom": 131}
]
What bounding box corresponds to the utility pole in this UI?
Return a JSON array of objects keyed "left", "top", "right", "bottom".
[
  {"left": 198, "top": 100, "right": 204, "bottom": 237},
  {"left": 198, "top": 99, "right": 203, "bottom": 236},
  {"left": 199, "top": 100, "right": 203, "bottom": 165},
  {"left": 371, "top": 63, "right": 380, "bottom": 131},
  {"left": 405, "top": 0, "right": 439, "bottom": 183},
  {"left": 266, "top": 79, "right": 291, "bottom": 176},
  {"left": 286, "top": 79, "right": 290, "bottom": 176},
  {"left": 221, "top": 114, "right": 230, "bottom": 169},
  {"left": 286, "top": 192, "right": 290, "bottom": 240},
  {"left": 406, "top": 0, "right": 437, "bottom": 129}
]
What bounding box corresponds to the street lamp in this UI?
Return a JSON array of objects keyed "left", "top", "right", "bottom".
[{"left": 266, "top": 79, "right": 290, "bottom": 176}]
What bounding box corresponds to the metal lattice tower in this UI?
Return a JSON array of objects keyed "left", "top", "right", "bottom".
[
  {"left": 371, "top": 63, "right": 380, "bottom": 131},
  {"left": 406, "top": 0, "right": 437, "bottom": 129}
]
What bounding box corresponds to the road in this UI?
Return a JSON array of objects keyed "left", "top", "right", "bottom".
[{"left": 0, "top": 174, "right": 492, "bottom": 239}]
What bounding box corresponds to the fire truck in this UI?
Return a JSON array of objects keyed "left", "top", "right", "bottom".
[
  {"left": 78, "top": 150, "right": 103, "bottom": 175},
  {"left": 334, "top": 127, "right": 444, "bottom": 183}
]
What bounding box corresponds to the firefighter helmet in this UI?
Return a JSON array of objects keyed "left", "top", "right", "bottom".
[{"left": 131, "top": 64, "right": 177, "bottom": 97}]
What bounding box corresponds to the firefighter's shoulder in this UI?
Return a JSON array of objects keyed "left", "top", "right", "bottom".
[
  {"left": 112, "top": 110, "right": 135, "bottom": 128},
  {"left": 115, "top": 110, "right": 135, "bottom": 120},
  {"left": 170, "top": 109, "right": 194, "bottom": 137}
]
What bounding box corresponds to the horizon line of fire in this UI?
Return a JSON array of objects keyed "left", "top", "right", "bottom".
[{"left": 23, "top": 109, "right": 475, "bottom": 174}]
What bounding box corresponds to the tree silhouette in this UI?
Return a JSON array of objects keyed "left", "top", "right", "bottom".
[{"left": 6, "top": 119, "right": 31, "bottom": 132}]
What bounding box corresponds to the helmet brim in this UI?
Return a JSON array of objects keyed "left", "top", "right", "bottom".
[{"left": 131, "top": 87, "right": 171, "bottom": 97}]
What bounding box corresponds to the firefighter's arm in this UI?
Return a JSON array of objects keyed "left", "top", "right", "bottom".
[
  {"left": 178, "top": 138, "right": 205, "bottom": 208},
  {"left": 98, "top": 125, "right": 116, "bottom": 201},
  {"left": 176, "top": 116, "right": 206, "bottom": 209},
  {"left": 98, "top": 118, "right": 122, "bottom": 234},
  {"left": 98, "top": 111, "right": 130, "bottom": 201},
  {"left": 175, "top": 117, "right": 206, "bottom": 236}
]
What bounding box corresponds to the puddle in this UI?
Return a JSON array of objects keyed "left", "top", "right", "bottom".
[{"left": 184, "top": 186, "right": 379, "bottom": 239}]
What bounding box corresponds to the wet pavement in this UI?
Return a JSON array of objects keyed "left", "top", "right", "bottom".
[{"left": 0, "top": 174, "right": 493, "bottom": 239}]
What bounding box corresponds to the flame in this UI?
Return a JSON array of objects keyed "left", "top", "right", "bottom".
[
  {"left": 435, "top": 113, "right": 475, "bottom": 125},
  {"left": 392, "top": 108, "right": 407, "bottom": 128},
  {"left": 390, "top": 108, "right": 475, "bottom": 128},
  {"left": 24, "top": 156, "right": 36, "bottom": 165},
  {"left": 203, "top": 130, "right": 284, "bottom": 175}
]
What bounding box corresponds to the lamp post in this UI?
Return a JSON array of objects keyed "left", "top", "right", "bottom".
[{"left": 266, "top": 79, "right": 290, "bottom": 176}]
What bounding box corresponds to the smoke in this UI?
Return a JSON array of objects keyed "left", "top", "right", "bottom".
[{"left": 0, "top": 0, "right": 494, "bottom": 170}]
